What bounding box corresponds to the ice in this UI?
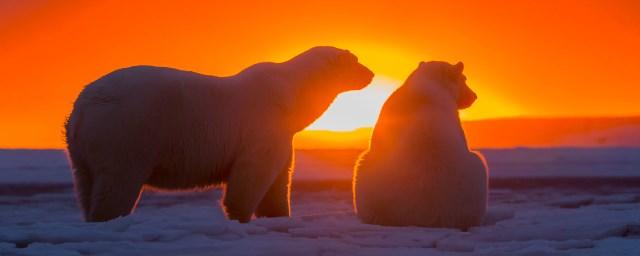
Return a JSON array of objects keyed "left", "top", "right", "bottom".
[
  {"left": 582, "top": 237, "right": 640, "bottom": 256},
  {"left": 480, "top": 207, "right": 516, "bottom": 225},
  {"left": 1, "top": 149, "right": 639, "bottom": 255},
  {"left": 0, "top": 150, "right": 71, "bottom": 185},
  {"left": 547, "top": 195, "right": 594, "bottom": 208},
  {"left": 2, "top": 148, "right": 639, "bottom": 186},
  {"left": 1, "top": 186, "right": 639, "bottom": 255}
]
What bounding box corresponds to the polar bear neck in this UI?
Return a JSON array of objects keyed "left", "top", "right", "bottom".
[
  {"left": 284, "top": 49, "right": 363, "bottom": 132},
  {"left": 234, "top": 61, "right": 341, "bottom": 133},
  {"left": 285, "top": 65, "right": 346, "bottom": 132}
]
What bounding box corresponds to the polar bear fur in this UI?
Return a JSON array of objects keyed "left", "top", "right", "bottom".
[
  {"left": 353, "top": 61, "right": 487, "bottom": 229},
  {"left": 65, "top": 46, "right": 373, "bottom": 222}
]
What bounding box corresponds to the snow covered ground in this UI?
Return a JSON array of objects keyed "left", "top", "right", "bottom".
[{"left": 1, "top": 149, "right": 639, "bottom": 255}]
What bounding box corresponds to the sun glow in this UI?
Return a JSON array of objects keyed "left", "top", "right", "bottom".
[
  {"left": 459, "top": 84, "right": 525, "bottom": 121},
  {"left": 306, "top": 76, "right": 399, "bottom": 131},
  {"left": 305, "top": 59, "right": 524, "bottom": 131},
  {"left": 305, "top": 42, "right": 526, "bottom": 131},
  {"left": 304, "top": 43, "right": 419, "bottom": 131},
  {"left": 305, "top": 73, "right": 525, "bottom": 131}
]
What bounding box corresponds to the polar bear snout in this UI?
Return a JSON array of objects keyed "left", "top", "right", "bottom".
[
  {"left": 458, "top": 87, "right": 477, "bottom": 109},
  {"left": 346, "top": 62, "right": 374, "bottom": 90},
  {"left": 330, "top": 49, "right": 373, "bottom": 90},
  {"left": 331, "top": 51, "right": 373, "bottom": 91}
]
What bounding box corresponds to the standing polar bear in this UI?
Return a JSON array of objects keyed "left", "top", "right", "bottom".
[
  {"left": 353, "top": 61, "right": 488, "bottom": 229},
  {"left": 65, "top": 46, "right": 374, "bottom": 222}
]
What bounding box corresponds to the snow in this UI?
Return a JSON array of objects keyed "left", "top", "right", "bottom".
[
  {"left": 2, "top": 148, "right": 639, "bottom": 184},
  {"left": 1, "top": 149, "right": 640, "bottom": 255},
  {"left": 0, "top": 150, "right": 70, "bottom": 184}
]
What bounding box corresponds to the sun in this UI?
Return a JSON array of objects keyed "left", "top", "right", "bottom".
[
  {"left": 304, "top": 72, "right": 523, "bottom": 132},
  {"left": 303, "top": 43, "right": 418, "bottom": 131},
  {"left": 302, "top": 42, "right": 524, "bottom": 131},
  {"left": 305, "top": 76, "right": 400, "bottom": 131}
]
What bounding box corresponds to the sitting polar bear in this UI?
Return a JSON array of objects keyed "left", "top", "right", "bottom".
[
  {"left": 65, "top": 46, "right": 374, "bottom": 222},
  {"left": 353, "top": 61, "right": 487, "bottom": 229}
]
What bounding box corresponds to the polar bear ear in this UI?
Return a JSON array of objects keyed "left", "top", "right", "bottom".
[{"left": 453, "top": 62, "right": 464, "bottom": 73}]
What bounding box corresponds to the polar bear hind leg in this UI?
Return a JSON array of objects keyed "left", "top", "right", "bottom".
[
  {"left": 84, "top": 163, "right": 151, "bottom": 222},
  {"left": 71, "top": 164, "right": 93, "bottom": 220}
]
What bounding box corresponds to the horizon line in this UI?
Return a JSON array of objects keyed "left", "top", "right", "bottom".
[
  {"left": 301, "top": 114, "right": 640, "bottom": 133},
  {"left": 2, "top": 114, "right": 639, "bottom": 150}
]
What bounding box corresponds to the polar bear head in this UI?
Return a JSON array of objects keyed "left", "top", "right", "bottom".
[
  {"left": 286, "top": 46, "right": 374, "bottom": 91},
  {"left": 406, "top": 61, "right": 477, "bottom": 109},
  {"left": 282, "top": 46, "right": 374, "bottom": 131}
]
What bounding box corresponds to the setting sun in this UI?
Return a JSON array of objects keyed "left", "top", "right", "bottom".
[{"left": 306, "top": 75, "right": 398, "bottom": 131}]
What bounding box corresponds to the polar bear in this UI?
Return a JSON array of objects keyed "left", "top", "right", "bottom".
[
  {"left": 353, "top": 61, "right": 487, "bottom": 229},
  {"left": 65, "top": 46, "right": 373, "bottom": 222}
]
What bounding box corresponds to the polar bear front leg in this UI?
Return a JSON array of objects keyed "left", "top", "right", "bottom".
[
  {"left": 223, "top": 142, "right": 292, "bottom": 223},
  {"left": 255, "top": 153, "right": 293, "bottom": 218}
]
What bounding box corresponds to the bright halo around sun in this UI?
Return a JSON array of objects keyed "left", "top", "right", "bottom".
[{"left": 305, "top": 76, "right": 400, "bottom": 131}]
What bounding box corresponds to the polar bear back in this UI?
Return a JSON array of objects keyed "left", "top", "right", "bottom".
[{"left": 66, "top": 66, "right": 283, "bottom": 190}]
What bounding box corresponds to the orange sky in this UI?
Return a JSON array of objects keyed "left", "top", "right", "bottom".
[{"left": 1, "top": 0, "right": 639, "bottom": 149}]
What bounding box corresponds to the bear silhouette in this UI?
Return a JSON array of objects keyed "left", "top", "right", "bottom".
[
  {"left": 65, "top": 46, "right": 374, "bottom": 222},
  {"left": 354, "top": 61, "right": 487, "bottom": 229}
]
